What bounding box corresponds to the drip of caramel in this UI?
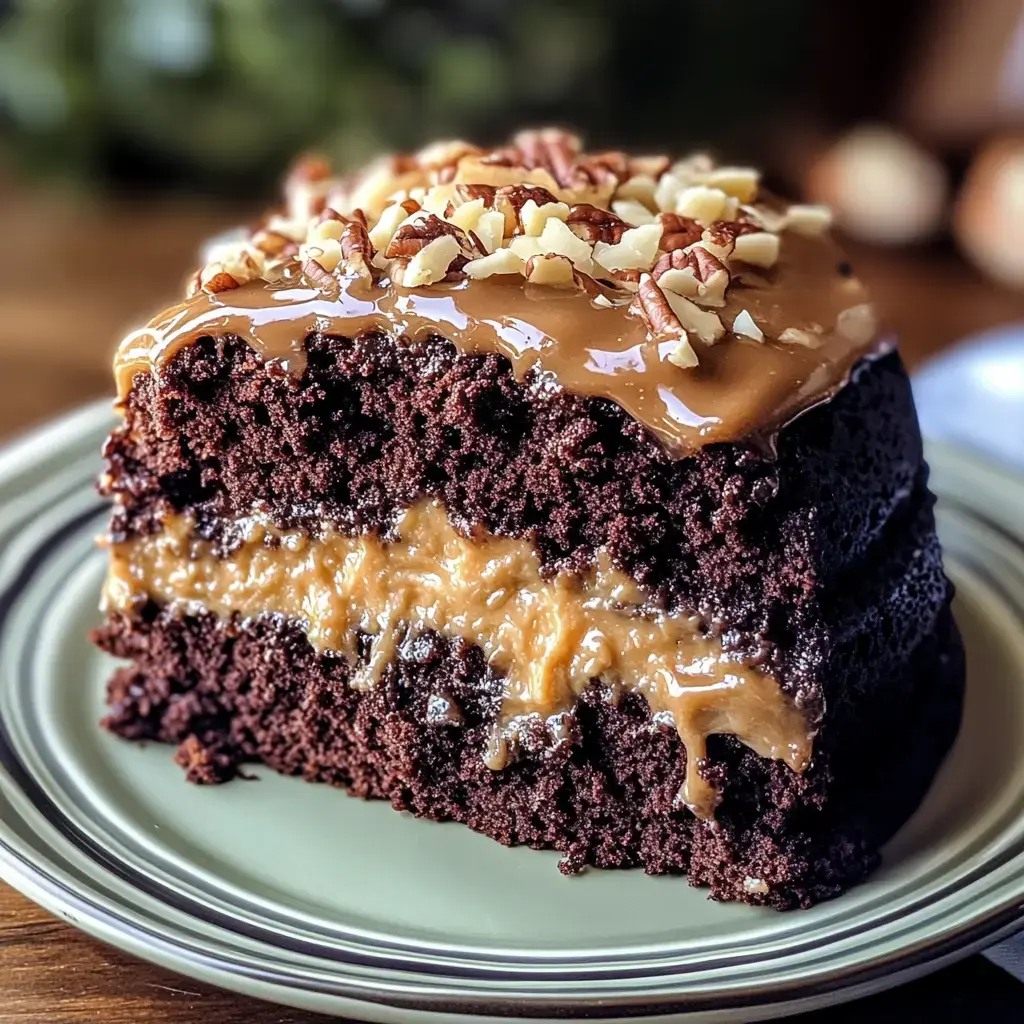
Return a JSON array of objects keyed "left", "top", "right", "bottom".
[
  {"left": 113, "top": 231, "right": 876, "bottom": 455},
  {"left": 104, "top": 502, "right": 813, "bottom": 818}
]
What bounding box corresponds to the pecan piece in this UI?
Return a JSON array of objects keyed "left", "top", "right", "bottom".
[
  {"left": 654, "top": 245, "right": 730, "bottom": 307},
  {"left": 302, "top": 257, "right": 338, "bottom": 291},
  {"left": 385, "top": 214, "right": 469, "bottom": 259},
  {"left": 512, "top": 128, "right": 581, "bottom": 186},
  {"left": 456, "top": 183, "right": 497, "bottom": 207},
  {"left": 630, "top": 274, "right": 685, "bottom": 340},
  {"left": 567, "top": 203, "right": 630, "bottom": 244},
  {"left": 200, "top": 269, "right": 240, "bottom": 294},
  {"left": 340, "top": 220, "right": 374, "bottom": 280},
  {"left": 658, "top": 212, "right": 702, "bottom": 252}
]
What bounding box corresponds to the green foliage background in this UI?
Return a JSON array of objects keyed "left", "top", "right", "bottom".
[{"left": 0, "top": 0, "right": 811, "bottom": 195}]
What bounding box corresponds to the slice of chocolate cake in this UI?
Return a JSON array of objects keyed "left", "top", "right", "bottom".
[{"left": 94, "top": 129, "right": 964, "bottom": 909}]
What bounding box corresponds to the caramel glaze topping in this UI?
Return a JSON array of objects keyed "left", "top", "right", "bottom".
[
  {"left": 104, "top": 501, "right": 813, "bottom": 819},
  {"left": 115, "top": 227, "right": 875, "bottom": 455}
]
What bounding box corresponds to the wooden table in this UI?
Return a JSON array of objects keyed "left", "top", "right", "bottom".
[{"left": 2, "top": 187, "right": 1024, "bottom": 1022}]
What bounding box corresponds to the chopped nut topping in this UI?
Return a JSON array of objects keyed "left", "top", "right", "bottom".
[
  {"left": 593, "top": 223, "right": 662, "bottom": 272},
  {"left": 667, "top": 336, "right": 700, "bottom": 368},
  {"left": 659, "top": 213, "right": 703, "bottom": 252},
  {"left": 614, "top": 173, "right": 659, "bottom": 209},
  {"left": 385, "top": 214, "right": 468, "bottom": 260},
  {"left": 199, "top": 240, "right": 265, "bottom": 293},
  {"left": 674, "top": 186, "right": 732, "bottom": 225},
  {"left": 611, "top": 198, "right": 657, "bottom": 226},
  {"left": 732, "top": 309, "right": 764, "bottom": 341},
  {"left": 178, "top": 130, "right": 861, "bottom": 375},
  {"left": 520, "top": 199, "right": 571, "bottom": 236},
  {"left": 309, "top": 217, "right": 345, "bottom": 243},
  {"left": 400, "top": 234, "right": 463, "bottom": 287},
  {"left": 705, "top": 166, "right": 760, "bottom": 203},
  {"left": 656, "top": 266, "right": 701, "bottom": 299},
  {"left": 732, "top": 231, "right": 780, "bottom": 268},
  {"left": 415, "top": 139, "right": 481, "bottom": 172},
  {"left": 299, "top": 237, "right": 342, "bottom": 273},
  {"left": 567, "top": 204, "right": 631, "bottom": 244},
  {"left": 836, "top": 303, "right": 877, "bottom": 344},
  {"left": 662, "top": 289, "right": 725, "bottom": 344},
  {"left": 471, "top": 210, "right": 506, "bottom": 254},
  {"left": 508, "top": 235, "right": 545, "bottom": 262},
  {"left": 369, "top": 202, "right": 413, "bottom": 255},
  {"left": 631, "top": 273, "right": 688, "bottom": 342},
  {"left": 351, "top": 155, "right": 426, "bottom": 219},
  {"left": 786, "top": 204, "right": 833, "bottom": 235},
  {"left": 779, "top": 327, "right": 824, "bottom": 348},
  {"left": 525, "top": 253, "right": 580, "bottom": 288},
  {"left": 654, "top": 247, "right": 730, "bottom": 308},
  {"left": 199, "top": 267, "right": 240, "bottom": 294},
  {"left": 537, "top": 216, "right": 595, "bottom": 271},
  {"left": 464, "top": 247, "right": 526, "bottom": 279},
  {"left": 339, "top": 221, "right": 374, "bottom": 281}
]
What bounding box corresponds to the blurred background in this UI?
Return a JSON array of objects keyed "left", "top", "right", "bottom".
[{"left": 1, "top": 0, "right": 1023, "bottom": 438}]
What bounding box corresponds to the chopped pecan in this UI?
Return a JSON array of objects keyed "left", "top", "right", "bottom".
[
  {"left": 317, "top": 206, "right": 346, "bottom": 224},
  {"left": 200, "top": 268, "right": 240, "bottom": 294},
  {"left": 456, "top": 183, "right": 497, "bottom": 206},
  {"left": 658, "top": 212, "right": 702, "bottom": 251},
  {"left": 655, "top": 244, "right": 731, "bottom": 308},
  {"left": 630, "top": 274, "right": 685, "bottom": 340},
  {"left": 512, "top": 128, "right": 581, "bottom": 186},
  {"left": 524, "top": 253, "right": 582, "bottom": 288},
  {"left": 340, "top": 220, "right": 374, "bottom": 279},
  {"left": 689, "top": 243, "right": 728, "bottom": 280},
  {"left": 496, "top": 183, "right": 562, "bottom": 215},
  {"left": 652, "top": 248, "right": 690, "bottom": 279},
  {"left": 251, "top": 228, "right": 298, "bottom": 258},
  {"left": 479, "top": 145, "right": 521, "bottom": 168},
  {"left": 605, "top": 267, "right": 641, "bottom": 289},
  {"left": 302, "top": 258, "right": 338, "bottom": 291},
  {"left": 285, "top": 152, "right": 331, "bottom": 188},
  {"left": 567, "top": 203, "right": 630, "bottom": 244},
  {"left": 706, "top": 219, "right": 763, "bottom": 244},
  {"left": 284, "top": 154, "right": 333, "bottom": 221},
  {"left": 581, "top": 150, "right": 630, "bottom": 182},
  {"left": 384, "top": 214, "right": 469, "bottom": 259},
  {"left": 629, "top": 154, "right": 671, "bottom": 179},
  {"left": 397, "top": 234, "right": 466, "bottom": 287}
]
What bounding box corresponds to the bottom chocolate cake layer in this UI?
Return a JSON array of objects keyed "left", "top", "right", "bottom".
[{"left": 95, "top": 603, "right": 964, "bottom": 910}]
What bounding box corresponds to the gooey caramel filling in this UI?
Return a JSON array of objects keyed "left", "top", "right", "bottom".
[{"left": 104, "top": 502, "right": 813, "bottom": 818}]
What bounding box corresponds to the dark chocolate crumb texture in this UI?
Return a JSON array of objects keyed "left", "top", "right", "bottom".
[{"left": 95, "top": 129, "right": 964, "bottom": 909}]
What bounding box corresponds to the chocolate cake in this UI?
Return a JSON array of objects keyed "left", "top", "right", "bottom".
[{"left": 94, "top": 129, "right": 964, "bottom": 909}]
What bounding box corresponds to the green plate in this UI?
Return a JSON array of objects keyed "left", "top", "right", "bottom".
[{"left": 1, "top": 402, "right": 1024, "bottom": 1022}]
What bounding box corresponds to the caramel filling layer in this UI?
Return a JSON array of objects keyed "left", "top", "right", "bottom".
[
  {"left": 104, "top": 502, "right": 813, "bottom": 818},
  {"left": 114, "top": 229, "right": 875, "bottom": 455}
]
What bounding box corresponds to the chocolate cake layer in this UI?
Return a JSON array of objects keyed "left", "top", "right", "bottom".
[{"left": 94, "top": 598, "right": 963, "bottom": 911}]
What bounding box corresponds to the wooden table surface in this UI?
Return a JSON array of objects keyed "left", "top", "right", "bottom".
[{"left": 2, "top": 185, "right": 1024, "bottom": 1022}]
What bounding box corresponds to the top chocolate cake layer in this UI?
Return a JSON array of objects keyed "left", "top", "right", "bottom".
[{"left": 113, "top": 129, "right": 880, "bottom": 456}]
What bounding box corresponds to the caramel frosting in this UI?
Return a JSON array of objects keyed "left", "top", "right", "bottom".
[
  {"left": 104, "top": 501, "right": 813, "bottom": 819},
  {"left": 112, "top": 128, "right": 882, "bottom": 456}
]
